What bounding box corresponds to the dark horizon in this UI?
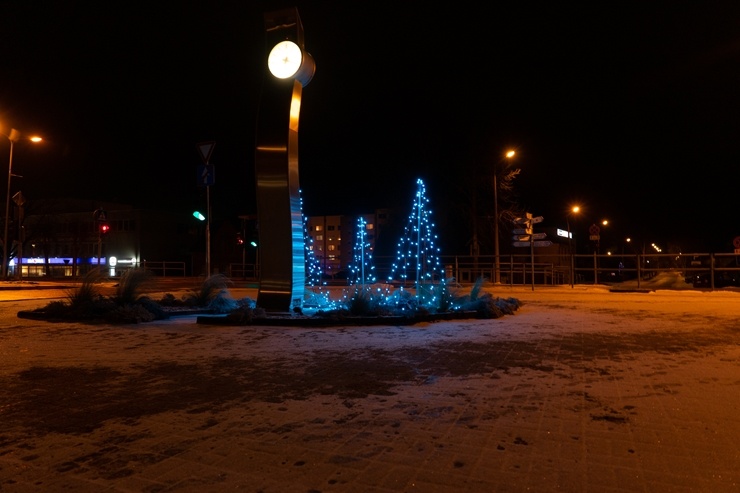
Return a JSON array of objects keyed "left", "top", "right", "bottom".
[{"left": 1, "top": 2, "right": 738, "bottom": 255}]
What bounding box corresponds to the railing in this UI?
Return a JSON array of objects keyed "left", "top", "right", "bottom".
[
  {"left": 142, "top": 261, "right": 187, "bottom": 277},
  {"left": 228, "top": 263, "right": 259, "bottom": 280},
  {"left": 374, "top": 253, "right": 740, "bottom": 290},
  {"left": 229, "top": 252, "right": 740, "bottom": 290}
]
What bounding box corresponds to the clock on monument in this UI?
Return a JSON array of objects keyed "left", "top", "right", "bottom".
[{"left": 267, "top": 39, "right": 315, "bottom": 86}]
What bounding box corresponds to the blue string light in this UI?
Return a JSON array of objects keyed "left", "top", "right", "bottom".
[
  {"left": 387, "top": 179, "right": 447, "bottom": 306},
  {"left": 348, "top": 216, "right": 377, "bottom": 288}
]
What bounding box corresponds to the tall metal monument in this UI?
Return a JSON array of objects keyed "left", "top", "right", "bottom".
[{"left": 254, "top": 8, "right": 315, "bottom": 311}]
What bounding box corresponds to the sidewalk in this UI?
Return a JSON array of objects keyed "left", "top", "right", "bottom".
[{"left": 0, "top": 286, "right": 738, "bottom": 492}]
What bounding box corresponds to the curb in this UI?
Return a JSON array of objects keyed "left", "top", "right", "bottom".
[{"left": 196, "top": 310, "right": 481, "bottom": 327}]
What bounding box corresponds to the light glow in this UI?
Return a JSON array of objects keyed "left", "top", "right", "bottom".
[{"left": 268, "top": 40, "right": 302, "bottom": 79}]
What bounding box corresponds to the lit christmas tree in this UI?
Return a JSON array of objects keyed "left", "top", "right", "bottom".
[
  {"left": 300, "top": 190, "right": 340, "bottom": 311},
  {"left": 348, "top": 216, "right": 377, "bottom": 288},
  {"left": 300, "top": 190, "right": 323, "bottom": 288},
  {"left": 304, "top": 216, "right": 323, "bottom": 288},
  {"left": 387, "top": 179, "right": 447, "bottom": 306}
]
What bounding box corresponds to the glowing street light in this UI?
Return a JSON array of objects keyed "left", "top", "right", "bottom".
[
  {"left": 3, "top": 129, "right": 42, "bottom": 278},
  {"left": 493, "top": 149, "right": 517, "bottom": 284}
]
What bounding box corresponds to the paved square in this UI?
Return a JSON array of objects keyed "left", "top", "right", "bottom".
[{"left": 1, "top": 284, "right": 739, "bottom": 492}]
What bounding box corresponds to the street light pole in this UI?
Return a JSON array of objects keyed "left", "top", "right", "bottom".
[
  {"left": 2, "top": 130, "right": 41, "bottom": 279},
  {"left": 493, "top": 171, "right": 499, "bottom": 283},
  {"left": 493, "top": 149, "right": 516, "bottom": 284},
  {"left": 567, "top": 205, "right": 580, "bottom": 288},
  {"left": 567, "top": 217, "right": 573, "bottom": 288},
  {"left": 206, "top": 183, "right": 211, "bottom": 278},
  {"left": 3, "top": 129, "right": 19, "bottom": 279}
]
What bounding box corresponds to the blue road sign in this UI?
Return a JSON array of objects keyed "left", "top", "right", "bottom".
[{"left": 197, "top": 164, "right": 215, "bottom": 186}]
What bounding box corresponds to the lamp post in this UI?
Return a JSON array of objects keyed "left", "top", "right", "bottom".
[
  {"left": 493, "top": 149, "right": 516, "bottom": 284},
  {"left": 566, "top": 205, "right": 580, "bottom": 288},
  {"left": 592, "top": 219, "right": 608, "bottom": 284},
  {"left": 3, "top": 129, "right": 41, "bottom": 279}
]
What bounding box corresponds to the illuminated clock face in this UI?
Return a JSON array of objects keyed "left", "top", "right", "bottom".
[{"left": 267, "top": 40, "right": 303, "bottom": 79}]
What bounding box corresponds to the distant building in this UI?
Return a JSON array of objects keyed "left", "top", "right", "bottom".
[
  {"left": 17, "top": 199, "right": 199, "bottom": 277},
  {"left": 15, "top": 199, "right": 402, "bottom": 279},
  {"left": 304, "top": 208, "right": 398, "bottom": 278}
]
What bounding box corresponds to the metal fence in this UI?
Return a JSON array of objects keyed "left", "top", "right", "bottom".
[
  {"left": 230, "top": 252, "right": 740, "bottom": 290},
  {"left": 440, "top": 253, "right": 740, "bottom": 290},
  {"left": 141, "top": 261, "right": 187, "bottom": 277}
]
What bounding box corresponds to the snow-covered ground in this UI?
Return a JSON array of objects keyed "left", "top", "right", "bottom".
[{"left": 1, "top": 273, "right": 739, "bottom": 492}]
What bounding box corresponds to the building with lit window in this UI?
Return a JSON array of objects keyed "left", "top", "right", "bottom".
[
  {"left": 16, "top": 199, "right": 203, "bottom": 277},
  {"left": 15, "top": 198, "right": 400, "bottom": 280},
  {"left": 304, "top": 208, "right": 398, "bottom": 278}
]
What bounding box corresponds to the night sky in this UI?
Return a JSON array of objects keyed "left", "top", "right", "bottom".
[{"left": 1, "top": 1, "right": 739, "bottom": 253}]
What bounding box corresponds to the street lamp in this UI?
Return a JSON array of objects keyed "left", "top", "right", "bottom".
[
  {"left": 566, "top": 205, "right": 580, "bottom": 288},
  {"left": 3, "top": 129, "right": 42, "bottom": 279},
  {"left": 493, "top": 149, "right": 516, "bottom": 284}
]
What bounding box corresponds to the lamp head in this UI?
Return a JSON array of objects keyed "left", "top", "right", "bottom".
[{"left": 4, "top": 129, "right": 42, "bottom": 143}]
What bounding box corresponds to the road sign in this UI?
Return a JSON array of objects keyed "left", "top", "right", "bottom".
[
  {"left": 93, "top": 208, "right": 107, "bottom": 221},
  {"left": 197, "top": 141, "right": 215, "bottom": 164},
  {"left": 513, "top": 217, "right": 530, "bottom": 225},
  {"left": 530, "top": 216, "right": 544, "bottom": 224},
  {"left": 513, "top": 240, "right": 552, "bottom": 248},
  {"left": 12, "top": 191, "right": 26, "bottom": 206},
  {"left": 197, "top": 164, "right": 215, "bottom": 186},
  {"left": 513, "top": 233, "right": 547, "bottom": 241},
  {"left": 512, "top": 228, "right": 533, "bottom": 235},
  {"left": 590, "top": 235, "right": 600, "bottom": 241},
  {"left": 589, "top": 224, "right": 600, "bottom": 235}
]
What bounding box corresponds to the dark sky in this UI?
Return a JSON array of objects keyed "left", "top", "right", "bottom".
[{"left": 1, "top": 1, "right": 739, "bottom": 253}]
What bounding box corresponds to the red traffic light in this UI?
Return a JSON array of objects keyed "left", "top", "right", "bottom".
[
  {"left": 100, "top": 223, "right": 110, "bottom": 234},
  {"left": 236, "top": 233, "right": 244, "bottom": 245}
]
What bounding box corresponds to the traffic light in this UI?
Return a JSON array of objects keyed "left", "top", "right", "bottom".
[
  {"left": 100, "top": 222, "right": 110, "bottom": 235},
  {"left": 248, "top": 223, "right": 258, "bottom": 247},
  {"left": 236, "top": 233, "right": 244, "bottom": 245}
]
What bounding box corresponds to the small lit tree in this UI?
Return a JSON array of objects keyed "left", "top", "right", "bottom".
[
  {"left": 298, "top": 190, "right": 323, "bottom": 288},
  {"left": 348, "top": 216, "right": 377, "bottom": 288},
  {"left": 387, "top": 179, "right": 447, "bottom": 308},
  {"left": 299, "top": 190, "right": 334, "bottom": 310},
  {"left": 303, "top": 214, "right": 323, "bottom": 288}
]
